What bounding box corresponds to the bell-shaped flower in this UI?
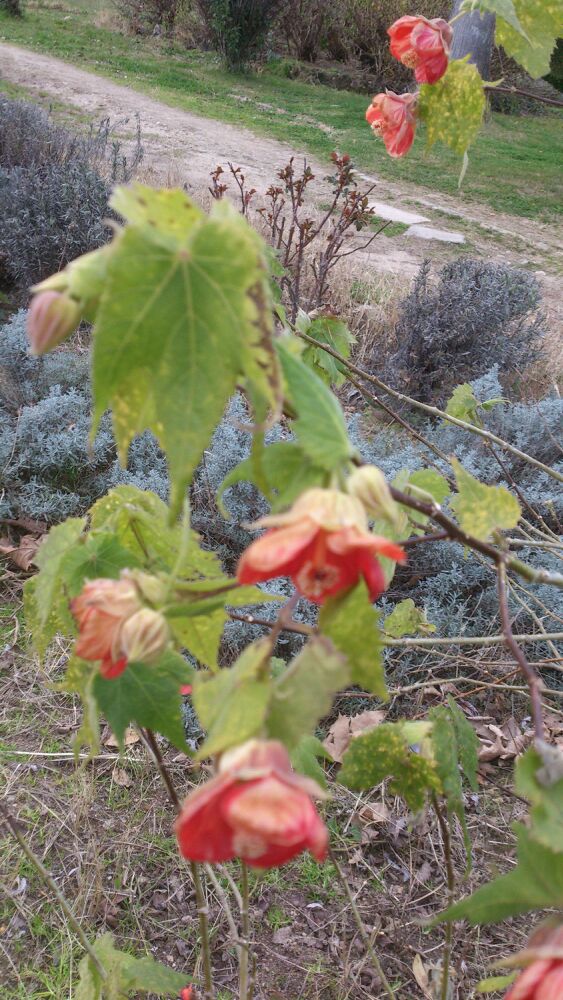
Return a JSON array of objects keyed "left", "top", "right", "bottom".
[
  {"left": 174, "top": 739, "right": 328, "bottom": 868},
  {"left": 71, "top": 575, "right": 143, "bottom": 678},
  {"left": 504, "top": 924, "right": 563, "bottom": 999},
  {"left": 237, "top": 488, "right": 405, "bottom": 605},
  {"left": 388, "top": 15, "right": 452, "bottom": 85},
  {"left": 27, "top": 291, "right": 82, "bottom": 356},
  {"left": 365, "top": 92, "right": 418, "bottom": 158}
]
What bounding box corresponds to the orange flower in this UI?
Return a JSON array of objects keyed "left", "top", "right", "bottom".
[
  {"left": 365, "top": 92, "right": 417, "bottom": 158},
  {"left": 175, "top": 740, "right": 328, "bottom": 868},
  {"left": 237, "top": 488, "right": 405, "bottom": 605},
  {"left": 71, "top": 576, "right": 143, "bottom": 678},
  {"left": 388, "top": 15, "right": 452, "bottom": 85},
  {"left": 27, "top": 291, "right": 81, "bottom": 355}
]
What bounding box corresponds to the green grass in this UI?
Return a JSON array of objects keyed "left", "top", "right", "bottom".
[{"left": 1, "top": 4, "right": 562, "bottom": 220}]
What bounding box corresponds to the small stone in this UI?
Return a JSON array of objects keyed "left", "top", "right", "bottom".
[{"left": 406, "top": 224, "right": 465, "bottom": 244}]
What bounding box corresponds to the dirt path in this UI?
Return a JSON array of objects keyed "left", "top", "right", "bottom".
[{"left": 1, "top": 42, "right": 561, "bottom": 318}]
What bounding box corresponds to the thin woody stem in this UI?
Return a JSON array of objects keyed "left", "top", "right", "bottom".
[
  {"left": 431, "top": 795, "right": 455, "bottom": 1000},
  {"left": 0, "top": 802, "right": 107, "bottom": 981},
  {"left": 238, "top": 862, "right": 251, "bottom": 1000},
  {"left": 497, "top": 563, "right": 545, "bottom": 740},
  {"left": 140, "top": 730, "right": 214, "bottom": 998},
  {"left": 329, "top": 849, "right": 396, "bottom": 998},
  {"left": 297, "top": 331, "right": 563, "bottom": 485}
]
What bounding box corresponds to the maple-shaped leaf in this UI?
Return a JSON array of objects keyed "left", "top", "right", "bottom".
[
  {"left": 418, "top": 59, "right": 486, "bottom": 156},
  {"left": 92, "top": 185, "right": 281, "bottom": 515}
]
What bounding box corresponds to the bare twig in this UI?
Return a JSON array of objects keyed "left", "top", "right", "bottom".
[
  {"left": 297, "top": 332, "right": 563, "bottom": 485},
  {"left": 431, "top": 795, "right": 456, "bottom": 1000},
  {"left": 485, "top": 83, "right": 563, "bottom": 109},
  {"left": 329, "top": 849, "right": 396, "bottom": 998},
  {"left": 497, "top": 563, "right": 545, "bottom": 740}
]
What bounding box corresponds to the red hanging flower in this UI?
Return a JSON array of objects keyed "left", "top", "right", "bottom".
[
  {"left": 504, "top": 924, "right": 563, "bottom": 1000},
  {"left": 71, "top": 576, "right": 169, "bottom": 678},
  {"left": 237, "top": 488, "right": 405, "bottom": 605},
  {"left": 388, "top": 15, "right": 452, "bottom": 85},
  {"left": 174, "top": 740, "right": 328, "bottom": 868},
  {"left": 365, "top": 92, "right": 418, "bottom": 158}
]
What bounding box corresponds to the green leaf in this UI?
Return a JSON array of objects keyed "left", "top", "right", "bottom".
[
  {"left": 431, "top": 702, "right": 478, "bottom": 866},
  {"left": 93, "top": 650, "right": 192, "bottom": 752},
  {"left": 384, "top": 598, "right": 435, "bottom": 638},
  {"left": 446, "top": 383, "right": 481, "bottom": 425},
  {"left": 92, "top": 186, "right": 281, "bottom": 515},
  {"left": 515, "top": 746, "right": 563, "bottom": 851},
  {"left": 168, "top": 582, "right": 280, "bottom": 669},
  {"left": 299, "top": 313, "right": 356, "bottom": 387},
  {"left": 408, "top": 470, "right": 450, "bottom": 506},
  {"left": 496, "top": 0, "right": 563, "bottom": 78},
  {"left": 277, "top": 339, "right": 356, "bottom": 473},
  {"left": 291, "top": 734, "right": 332, "bottom": 789},
  {"left": 339, "top": 721, "right": 439, "bottom": 812},
  {"left": 266, "top": 637, "right": 350, "bottom": 749},
  {"left": 60, "top": 534, "right": 141, "bottom": 597},
  {"left": 32, "top": 518, "right": 86, "bottom": 630},
  {"left": 219, "top": 440, "right": 326, "bottom": 514},
  {"left": 467, "top": 0, "right": 528, "bottom": 37},
  {"left": 192, "top": 638, "right": 272, "bottom": 757},
  {"left": 319, "top": 581, "right": 387, "bottom": 699},
  {"left": 59, "top": 657, "right": 101, "bottom": 757},
  {"left": 451, "top": 458, "right": 521, "bottom": 540},
  {"left": 75, "top": 933, "right": 188, "bottom": 998},
  {"left": 89, "top": 485, "right": 221, "bottom": 579},
  {"left": 418, "top": 59, "right": 486, "bottom": 155},
  {"left": 476, "top": 974, "right": 518, "bottom": 994},
  {"left": 440, "top": 824, "right": 563, "bottom": 924}
]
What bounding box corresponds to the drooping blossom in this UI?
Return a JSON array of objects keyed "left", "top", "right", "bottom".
[
  {"left": 347, "top": 465, "right": 402, "bottom": 528},
  {"left": 71, "top": 576, "right": 167, "bottom": 678},
  {"left": 365, "top": 92, "right": 417, "bottom": 158},
  {"left": 504, "top": 924, "right": 563, "bottom": 1000},
  {"left": 237, "top": 488, "right": 405, "bottom": 605},
  {"left": 174, "top": 740, "right": 328, "bottom": 868},
  {"left": 27, "top": 291, "right": 82, "bottom": 355},
  {"left": 119, "top": 607, "right": 170, "bottom": 665},
  {"left": 388, "top": 15, "right": 452, "bottom": 85},
  {"left": 179, "top": 988, "right": 194, "bottom": 1000}
]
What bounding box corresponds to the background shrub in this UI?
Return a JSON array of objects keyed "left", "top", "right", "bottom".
[
  {"left": 0, "top": 97, "right": 142, "bottom": 289},
  {"left": 196, "top": 0, "right": 283, "bottom": 68},
  {"left": 0, "top": 0, "right": 23, "bottom": 15},
  {"left": 378, "top": 259, "right": 546, "bottom": 405},
  {"left": 114, "top": 0, "right": 180, "bottom": 36},
  {"left": 0, "top": 311, "right": 167, "bottom": 522}
]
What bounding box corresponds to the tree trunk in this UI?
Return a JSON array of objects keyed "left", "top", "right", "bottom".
[{"left": 449, "top": 0, "right": 495, "bottom": 79}]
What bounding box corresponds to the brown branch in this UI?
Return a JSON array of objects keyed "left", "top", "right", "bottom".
[
  {"left": 497, "top": 563, "right": 545, "bottom": 740},
  {"left": 485, "top": 84, "right": 563, "bottom": 109}
]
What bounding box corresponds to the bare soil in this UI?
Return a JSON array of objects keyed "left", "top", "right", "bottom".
[{"left": 1, "top": 42, "right": 561, "bottom": 332}]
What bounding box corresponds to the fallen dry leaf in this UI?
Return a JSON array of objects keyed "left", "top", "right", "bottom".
[
  {"left": 103, "top": 726, "right": 141, "bottom": 748},
  {"left": 412, "top": 953, "right": 432, "bottom": 998},
  {"left": 475, "top": 717, "right": 532, "bottom": 762},
  {"left": 324, "top": 709, "right": 386, "bottom": 763},
  {"left": 112, "top": 766, "right": 132, "bottom": 787},
  {"left": 0, "top": 533, "right": 42, "bottom": 571}
]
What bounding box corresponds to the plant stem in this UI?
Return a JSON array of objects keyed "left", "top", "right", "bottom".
[
  {"left": 497, "top": 563, "right": 545, "bottom": 740},
  {"left": 238, "top": 862, "right": 250, "bottom": 1000},
  {"left": 191, "top": 861, "right": 215, "bottom": 1000},
  {"left": 0, "top": 802, "right": 106, "bottom": 981},
  {"left": 432, "top": 796, "right": 455, "bottom": 1000},
  {"left": 329, "top": 849, "right": 396, "bottom": 998},
  {"left": 139, "top": 730, "right": 215, "bottom": 998}
]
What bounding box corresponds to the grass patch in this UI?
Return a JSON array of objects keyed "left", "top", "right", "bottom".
[{"left": 0, "top": 3, "right": 561, "bottom": 219}]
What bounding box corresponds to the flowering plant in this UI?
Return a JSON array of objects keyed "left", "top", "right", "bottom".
[{"left": 5, "top": 5, "right": 562, "bottom": 999}]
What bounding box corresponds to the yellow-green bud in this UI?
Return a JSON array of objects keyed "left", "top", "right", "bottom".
[
  {"left": 119, "top": 608, "right": 170, "bottom": 664},
  {"left": 347, "top": 466, "right": 401, "bottom": 528}
]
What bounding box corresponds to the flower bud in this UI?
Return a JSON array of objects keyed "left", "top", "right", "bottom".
[
  {"left": 347, "top": 466, "right": 401, "bottom": 528},
  {"left": 27, "top": 291, "right": 82, "bottom": 355},
  {"left": 119, "top": 608, "right": 169, "bottom": 664}
]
